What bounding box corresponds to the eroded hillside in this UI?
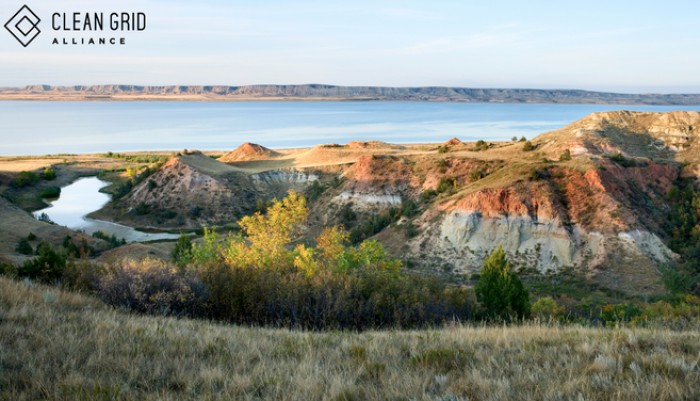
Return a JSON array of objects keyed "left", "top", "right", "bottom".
[{"left": 89, "top": 111, "right": 700, "bottom": 295}]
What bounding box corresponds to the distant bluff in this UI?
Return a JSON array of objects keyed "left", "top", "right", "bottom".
[{"left": 5, "top": 85, "right": 700, "bottom": 104}]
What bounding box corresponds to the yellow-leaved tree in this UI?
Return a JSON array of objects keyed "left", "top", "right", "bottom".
[{"left": 196, "top": 191, "right": 401, "bottom": 274}]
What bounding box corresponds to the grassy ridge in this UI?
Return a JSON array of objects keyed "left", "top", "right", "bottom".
[{"left": 1, "top": 277, "right": 698, "bottom": 401}]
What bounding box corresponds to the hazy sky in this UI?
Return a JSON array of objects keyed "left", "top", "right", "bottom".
[{"left": 1, "top": 0, "right": 699, "bottom": 92}]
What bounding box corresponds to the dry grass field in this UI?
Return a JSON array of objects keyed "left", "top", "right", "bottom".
[{"left": 1, "top": 277, "right": 698, "bottom": 401}]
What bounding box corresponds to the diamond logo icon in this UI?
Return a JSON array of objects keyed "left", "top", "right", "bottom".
[{"left": 5, "top": 5, "right": 41, "bottom": 47}]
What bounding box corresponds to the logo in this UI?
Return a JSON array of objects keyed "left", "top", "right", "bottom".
[{"left": 5, "top": 5, "right": 41, "bottom": 47}]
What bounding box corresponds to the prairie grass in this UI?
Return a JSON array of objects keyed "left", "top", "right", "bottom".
[{"left": 1, "top": 277, "right": 698, "bottom": 401}]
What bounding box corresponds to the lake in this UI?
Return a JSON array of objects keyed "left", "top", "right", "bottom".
[
  {"left": 33, "top": 177, "right": 180, "bottom": 243},
  {"left": 1, "top": 101, "right": 698, "bottom": 156}
]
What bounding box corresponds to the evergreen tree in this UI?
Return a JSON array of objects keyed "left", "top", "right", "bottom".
[{"left": 475, "top": 245, "right": 530, "bottom": 320}]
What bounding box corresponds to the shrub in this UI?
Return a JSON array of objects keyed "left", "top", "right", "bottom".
[
  {"left": 473, "top": 140, "right": 489, "bottom": 152},
  {"left": 420, "top": 189, "right": 437, "bottom": 202},
  {"left": 401, "top": 198, "right": 419, "bottom": 217},
  {"left": 601, "top": 303, "right": 642, "bottom": 324},
  {"left": 306, "top": 180, "right": 325, "bottom": 202},
  {"left": 39, "top": 186, "right": 61, "bottom": 199},
  {"left": 475, "top": 245, "right": 530, "bottom": 320},
  {"left": 42, "top": 167, "right": 56, "bottom": 180},
  {"left": 91, "top": 231, "right": 126, "bottom": 248},
  {"left": 468, "top": 169, "right": 486, "bottom": 182},
  {"left": 436, "top": 177, "right": 457, "bottom": 194},
  {"left": 134, "top": 202, "right": 150, "bottom": 215},
  {"left": 531, "top": 296, "right": 563, "bottom": 320},
  {"left": 96, "top": 258, "right": 207, "bottom": 317},
  {"left": 15, "top": 238, "right": 33, "bottom": 255},
  {"left": 559, "top": 149, "right": 572, "bottom": 161},
  {"left": 609, "top": 152, "right": 637, "bottom": 167},
  {"left": 519, "top": 136, "right": 527, "bottom": 142},
  {"left": 13, "top": 171, "right": 39, "bottom": 187},
  {"left": 522, "top": 141, "right": 535, "bottom": 152},
  {"left": 437, "top": 145, "right": 449, "bottom": 154}
]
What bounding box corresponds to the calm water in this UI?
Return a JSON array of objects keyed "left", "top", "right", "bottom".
[
  {"left": 1, "top": 101, "right": 698, "bottom": 156},
  {"left": 33, "top": 177, "right": 179, "bottom": 242}
]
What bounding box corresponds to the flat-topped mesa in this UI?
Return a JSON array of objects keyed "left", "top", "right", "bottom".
[
  {"left": 218, "top": 142, "right": 280, "bottom": 163},
  {"left": 7, "top": 85, "right": 700, "bottom": 104}
]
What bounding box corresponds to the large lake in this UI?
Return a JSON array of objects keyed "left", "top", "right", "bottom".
[{"left": 1, "top": 101, "right": 698, "bottom": 156}]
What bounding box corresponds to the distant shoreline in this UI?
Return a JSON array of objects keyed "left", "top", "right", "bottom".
[{"left": 2, "top": 84, "right": 700, "bottom": 105}]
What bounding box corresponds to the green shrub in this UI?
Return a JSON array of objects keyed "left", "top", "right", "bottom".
[
  {"left": 134, "top": 202, "right": 150, "bottom": 215},
  {"left": 522, "top": 141, "right": 535, "bottom": 152},
  {"left": 306, "top": 180, "right": 325, "bottom": 202},
  {"left": 468, "top": 169, "right": 484, "bottom": 182},
  {"left": 420, "top": 189, "right": 437, "bottom": 202},
  {"left": 91, "top": 231, "right": 126, "bottom": 248},
  {"left": 13, "top": 171, "right": 39, "bottom": 188},
  {"left": 473, "top": 140, "right": 489, "bottom": 152},
  {"left": 15, "top": 238, "right": 33, "bottom": 255},
  {"left": 609, "top": 152, "right": 637, "bottom": 167},
  {"left": 437, "top": 145, "right": 449, "bottom": 154},
  {"left": 531, "top": 296, "right": 563, "bottom": 320},
  {"left": 559, "top": 149, "right": 572, "bottom": 161},
  {"left": 436, "top": 177, "right": 457, "bottom": 194},
  {"left": 601, "top": 303, "right": 642, "bottom": 324},
  {"left": 42, "top": 167, "right": 56, "bottom": 180},
  {"left": 39, "top": 186, "right": 61, "bottom": 199}
]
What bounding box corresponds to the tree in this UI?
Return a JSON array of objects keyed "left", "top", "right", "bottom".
[
  {"left": 475, "top": 245, "right": 530, "bottom": 319},
  {"left": 231, "top": 191, "right": 308, "bottom": 269},
  {"left": 172, "top": 234, "right": 193, "bottom": 266}
]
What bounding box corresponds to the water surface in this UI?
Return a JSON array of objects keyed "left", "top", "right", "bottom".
[
  {"left": 1, "top": 101, "right": 697, "bottom": 156},
  {"left": 33, "top": 177, "right": 179, "bottom": 243}
]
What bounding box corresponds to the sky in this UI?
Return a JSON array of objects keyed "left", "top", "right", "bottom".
[{"left": 1, "top": 0, "right": 699, "bottom": 93}]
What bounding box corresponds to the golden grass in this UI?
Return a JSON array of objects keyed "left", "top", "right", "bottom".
[{"left": 1, "top": 277, "right": 698, "bottom": 401}]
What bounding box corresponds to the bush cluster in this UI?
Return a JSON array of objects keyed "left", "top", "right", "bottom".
[{"left": 175, "top": 192, "right": 474, "bottom": 328}]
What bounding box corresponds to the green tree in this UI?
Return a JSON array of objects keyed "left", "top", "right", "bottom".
[
  {"left": 475, "top": 245, "right": 530, "bottom": 319},
  {"left": 18, "top": 242, "right": 67, "bottom": 282},
  {"left": 172, "top": 234, "right": 194, "bottom": 266}
]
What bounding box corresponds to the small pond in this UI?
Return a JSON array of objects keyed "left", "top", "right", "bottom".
[{"left": 34, "top": 177, "right": 180, "bottom": 243}]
